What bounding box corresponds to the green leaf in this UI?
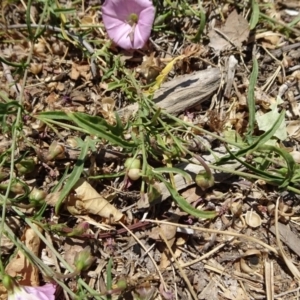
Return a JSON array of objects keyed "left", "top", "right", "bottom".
[
  {"left": 106, "top": 257, "right": 113, "bottom": 300},
  {"left": 0, "top": 101, "right": 22, "bottom": 114},
  {"left": 35, "top": 111, "right": 70, "bottom": 120},
  {"left": 256, "top": 96, "right": 287, "bottom": 140},
  {"left": 246, "top": 57, "right": 258, "bottom": 142},
  {"left": 55, "top": 137, "right": 90, "bottom": 214},
  {"left": 258, "top": 145, "right": 296, "bottom": 188},
  {"left": 153, "top": 167, "right": 192, "bottom": 183},
  {"left": 218, "top": 109, "right": 285, "bottom": 164},
  {"left": 156, "top": 174, "right": 216, "bottom": 219},
  {"left": 107, "top": 81, "right": 124, "bottom": 91},
  {"left": 250, "top": 0, "right": 260, "bottom": 30},
  {"left": 68, "top": 112, "right": 135, "bottom": 148},
  {"left": 53, "top": 8, "right": 76, "bottom": 14},
  {"left": 224, "top": 145, "right": 284, "bottom": 184},
  {"left": 0, "top": 56, "right": 28, "bottom": 69}
]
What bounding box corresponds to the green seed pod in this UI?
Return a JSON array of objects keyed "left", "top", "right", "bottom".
[
  {"left": 46, "top": 141, "right": 65, "bottom": 161},
  {"left": 74, "top": 246, "right": 95, "bottom": 272},
  {"left": 195, "top": 171, "right": 214, "bottom": 191},
  {"left": 116, "top": 278, "right": 127, "bottom": 290},
  {"left": 29, "top": 188, "right": 47, "bottom": 206},
  {"left": 16, "top": 159, "right": 35, "bottom": 175},
  {"left": 124, "top": 158, "right": 141, "bottom": 170},
  {"left": 127, "top": 168, "right": 141, "bottom": 181},
  {"left": 0, "top": 182, "right": 26, "bottom": 194},
  {"left": 125, "top": 158, "right": 141, "bottom": 181}
]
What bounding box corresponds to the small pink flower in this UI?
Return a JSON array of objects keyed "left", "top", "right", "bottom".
[
  {"left": 102, "top": 0, "right": 155, "bottom": 50},
  {"left": 8, "top": 283, "right": 56, "bottom": 300}
]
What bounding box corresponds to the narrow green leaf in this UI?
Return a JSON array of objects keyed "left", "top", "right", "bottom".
[
  {"left": 288, "top": 15, "right": 300, "bottom": 28},
  {"left": 218, "top": 110, "right": 285, "bottom": 164},
  {"left": 193, "top": 5, "right": 206, "bottom": 41},
  {"left": 35, "top": 111, "right": 70, "bottom": 120},
  {"left": 153, "top": 167, "right": 192, "bottom": 183},
  {"left": 224, "top": 145, "right": 286, "bottom": 186},
  {"left": 68, "top": 112, "right": 135, "bottom": 148},
  {"left": 258, "top": 145, "right": 296, "bottom": 188},
  {"left": 106, "top": 257, "right": 113, "bottom": 300},
  {"left": 0, "top": 56, "right": 28, "bottom": 68},
  {"left": 107, "top": 82, "right": 124, "bottom": 91},
  {"left": 156, "top": 175, "right": 216, "bottom": 219},
  {"left": 250, "top": 0, "right": 260, "bottom": 30},
  {"left": 26, "top": 0, "right": 34, "bottom": 40},
  {"left": 53, "top": 8, "right": 76, "bottom": 14},
  {"left": 246, "top": 57, "right": 258, "bottom": 142},
  {"left": 55, "top": 137, "right": 90, "bottom": 214}
]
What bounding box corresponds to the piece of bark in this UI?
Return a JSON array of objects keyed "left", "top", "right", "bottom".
[
  {"left": 118, "top": 67, "right": 221, "bottom": 119},
  {"left": 269, "top": 223, "right": 300, "bottom": 257}
]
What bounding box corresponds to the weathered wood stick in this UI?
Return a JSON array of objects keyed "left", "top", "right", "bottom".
[{"left": 118, "top": 67, "right": 221, "bottom": 118}]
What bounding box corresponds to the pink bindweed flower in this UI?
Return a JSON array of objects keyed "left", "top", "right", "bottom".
[
  {"left": 3, "top": 275, "right": 56, "bottom": 300},
  {"left": 102, "top": 0, "right": 155, "bottom": 50}
]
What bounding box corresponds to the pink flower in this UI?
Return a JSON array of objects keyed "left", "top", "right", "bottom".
[
  {"left": 102, "top": 0, "right": 155, "bottom": 50},
  {"left": 8, "top": 283, "right": 56, "bottom": 300}
]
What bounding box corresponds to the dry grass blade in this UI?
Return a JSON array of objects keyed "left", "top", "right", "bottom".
[
  {"left": 146, "top": 219, "right": 278, "bottom": 254},
  {"left": 118, "top": 221, "right": 166, "bottom": 290},
  {"left": 264, "top": 258, "right": 274, "bottom": 300},
  {"left": 159, "top": 229, "right": 198, "bottom": 300}
]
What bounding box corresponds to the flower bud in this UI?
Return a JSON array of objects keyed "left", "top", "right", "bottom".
[
  {"left": 15, "top": 159, "right": 35, "bottom": 175},
  {"left": 116, "top": 278, "right": 127, "bottom": 290},
  {"left": 195, "top": 171, "right": 214, "bottom": 191},
  {"left": 2, "top": 274, "right": 15, "bottom": 292},
  {"left": 74, "top": 247, "right": 95, "bottom": 272},
  {"left": 67, "top": 222, "right": 89, "bottom": 237},
  {"left": 33, "top": 39, "right": 46, "bottom": 55},
  {"left": 125, "top": 158, "right": 141, "bottom": 181},
  {"left": 0, "top": 182, "right": 26, "bottom": 194},
  {"left": 29, "top": 188, "right": 47, "bottom": 206},
  {"left": 127, "top": 168, "right": 141, "bottom": 181},
  {"left": 46, "top": 141, "right": 65, "bottom": 161},
  {"left": 0, "top": 168, "right": 9, "bottom": 181},
  {"left": 124, "top": 158, "right": 141, "bottom": 169}
]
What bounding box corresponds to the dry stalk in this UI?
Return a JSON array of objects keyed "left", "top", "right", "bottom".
[
  {"left": 274, "top": 196, "right": 300, "bottom": 280},
  {"left": 159, "top": 230, "right": 198, "bottom": 300},
  {"left": 118, "top": 221, "right": 167, "bottom": 290},
  {"left": 180, "top": 236, "right": 235, "bottom": 268},
  {"left": 146, "top": 219, "right": 278, "bottom": 254}
]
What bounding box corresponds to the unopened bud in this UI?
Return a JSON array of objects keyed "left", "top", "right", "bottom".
[
  {"left": 16, "top": 159, "right": 35, "bottom": 175},
  {"left": 116, "top": 278, "right": 127, "bottom": 290},
  {"left": 74, "top": 247, "right": 95, "bottom": 272},
  {"left": 125, "top": 158, "right": 141, "bottom": 181},
  {"left": 0, "top": 182, "right": 26, "bottom": 194},
  {"left": 2, "top": 274, "right": 15, "bottom": 292},
  {"left": 29, "top": 188, "right": 47, "bottom": 206},
  {"left": 67, "top": 222, "right": 89, "bottom": 237},
  {"left": 195, "top": 171, "right": 214, "bottom": 191},
  {"left": 46, "top": 141, "right": 65, "bottom": 161}
]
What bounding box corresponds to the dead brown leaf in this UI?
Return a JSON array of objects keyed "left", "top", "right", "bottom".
[
  {"left": 137, "top": 52, "right": 162, "bottom": 83},
  {"left": 65, "top": 178, "right": 124, "bottom": 222},
  {"left": 5, "top": 224, "right": 42, "bottom": 286},
  {"left": 99, "top": 97, "right": 116, "bottom": 125},
  {"left": 69, "top": 63, "right": 91, "bottom": 81},
  {"left": 209, "top": 10, "right": 250, "bottom": 54}
]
